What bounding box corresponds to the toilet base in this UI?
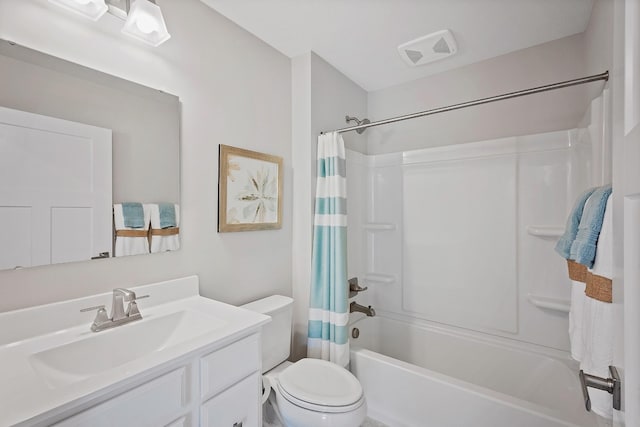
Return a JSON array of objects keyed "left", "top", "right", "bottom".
[
  {"left": 263, "top": 398, "right": 284, "bottom": 427},
  {"left": 268, "top": 384, "right": 367, "bottom": 427},
  {"left": 263, "top": 361, "right": 367, "bottom": 427}
]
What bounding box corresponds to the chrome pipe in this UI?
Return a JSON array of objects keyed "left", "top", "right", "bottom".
[{"left": 321, "top": 71, "right": 609, "bottom": 135}]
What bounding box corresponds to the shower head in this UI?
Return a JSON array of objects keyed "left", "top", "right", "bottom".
[{"left": 345, "top": 115, "right": 371, "bottom": 134}]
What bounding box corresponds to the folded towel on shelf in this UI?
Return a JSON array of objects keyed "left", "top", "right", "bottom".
[
  {"left": 121, "top": 202, "right": 145, "bottom": 229},
  {"left": 149, "top": 203, "right": 180, "bottom": 253},
  {"left": 555, "top": 187, "right": 596, "bottom": 259},
  {"left": 114, "top": 203, "right": 151, "bottom": 257},
  {"left": 580, "top": 196, "right": 614, "bottom": 419},
  {"left": 570, "top": 185, "right": 612, "bottom": 268},
  {"left": 158, "top": 202, "right": 177, "bottom": 228}
]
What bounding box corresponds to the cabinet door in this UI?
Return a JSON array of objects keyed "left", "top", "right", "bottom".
[
  {"left": 53, "top": 367, "right": 189, "bottom": 427},
  {"left": 201, "top": 334, "right": 260, "bottom": 400},
  {"left": 201, "top": 372, "right": 261, "bottom": 427}
]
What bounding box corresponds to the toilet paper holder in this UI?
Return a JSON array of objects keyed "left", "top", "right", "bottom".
[{"left": 579, "top": 365, "right": 621, "bottom": 412}]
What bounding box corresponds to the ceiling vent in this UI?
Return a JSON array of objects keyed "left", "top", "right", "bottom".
[{"left": 398, "top": 29, "right": 457, "bottom": 67}]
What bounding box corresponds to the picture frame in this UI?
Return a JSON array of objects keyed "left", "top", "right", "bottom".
[{"left": 218, "top": 144, "right": 283, "bottom": 232}]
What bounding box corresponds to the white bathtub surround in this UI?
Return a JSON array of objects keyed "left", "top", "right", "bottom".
[
  {"left": 344, "top": 125, "right": 606, "bottom": 425},
  {"left": 113, "top": 203, "right": 151, "bottom": 256},
  {"left": 349, "top": 315, "right": 598, "bottom": 427},
  {"left": 0, "top": 276, "right": 270, "bottom": 426},
  {"left": 308, "top": 132, "right": 350, "bottom": 367},
  {"left": 347, "top": 128, "right": 593, "bottom": 351}
]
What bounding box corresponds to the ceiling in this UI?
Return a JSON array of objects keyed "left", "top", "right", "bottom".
[{"left": 200, "top": 0, "right": 595, "bottom": 92}]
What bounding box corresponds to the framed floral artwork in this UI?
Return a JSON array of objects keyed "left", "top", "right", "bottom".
[{"left": 218, "top": 145, "right": 283, "bottom": 232}]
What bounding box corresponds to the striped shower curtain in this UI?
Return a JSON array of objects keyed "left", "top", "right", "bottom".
[{"left": 307, "top": 132, "right": 350, "bottom": 367}]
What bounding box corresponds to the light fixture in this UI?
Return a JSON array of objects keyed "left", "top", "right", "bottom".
[
  {"left": 48, "top": 0, "right": 108, "bottom": 21},
  {"left": 48, "top": 0, "right": 171, "bottom": 47},
  {"left": 121, "top": 0, "right": 171, "bottom": 47}
]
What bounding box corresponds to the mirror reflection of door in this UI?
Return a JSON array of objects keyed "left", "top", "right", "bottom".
[{"left": 0, "top": 106, "right": 112, "bottom": 269}]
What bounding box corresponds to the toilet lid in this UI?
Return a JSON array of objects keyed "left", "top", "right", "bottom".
[{"left": 278, "top": 358, "right": 363, "bottom": 407}]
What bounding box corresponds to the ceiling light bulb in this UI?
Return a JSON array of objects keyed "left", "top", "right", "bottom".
[
  {"left": 122, "top": 0, "right": 171, "bottom": 47},
  {"left": 135, "top": 13, "right": 159, "bottom": 34},
  {"left": 49, "top": 0, "right": 108, "bottom": 21}
]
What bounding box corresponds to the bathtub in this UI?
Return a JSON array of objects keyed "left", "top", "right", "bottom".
[{"left": 349, "top": 315, "right": 601, "bottom": 427}]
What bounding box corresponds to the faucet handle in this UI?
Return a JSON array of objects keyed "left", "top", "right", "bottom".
[
  {"left": 125, "top": 301, "right": 142, "bottom": 318},
  {"left": 80, "top": 305, "right": 109, "bottom": 331},
  {"left": 94, "top": 307, "right": 109, "bottom": 322},
  {"left": 348, "top": 277, "right": 368, "bottom": 298},
  {"left": 80, "top": 304, "right": 106, "bottom": 313}
]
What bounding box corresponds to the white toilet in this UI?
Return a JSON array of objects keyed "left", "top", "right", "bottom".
[{"left": 241, "top": 295, "right": 367, "bottom": 427}]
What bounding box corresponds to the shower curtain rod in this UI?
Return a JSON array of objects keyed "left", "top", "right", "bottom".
[{"left": 320, "top": 71, "right": 609, "bottom": 135}]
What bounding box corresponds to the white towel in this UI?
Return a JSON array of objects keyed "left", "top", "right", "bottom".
[
  {"left": 568, "top": 193, "right": 597, "bottom": 362},
  {"left": 149, "top": 204, "right": 180, "bottom": 253},
  {"left": 569, "top": 280, "right": 586, "bottom": 361},
  {"left": 113, "top": 203, "right": 151, "bottom": 257},
  {"left": 581, "top": 196, "right": 614, "bottom": 419}
]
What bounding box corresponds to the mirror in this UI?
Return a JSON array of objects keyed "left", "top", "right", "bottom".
[{"left": 0, "top": 39, "right": 180, "bottom": 270}]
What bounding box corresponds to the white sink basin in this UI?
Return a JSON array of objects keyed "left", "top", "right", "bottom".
[
  {"left": 29, "top": 309, "right": 225, "bottom": 388},
  {"left": 0, "top": 276, "right": 271, "bottom": 427}
]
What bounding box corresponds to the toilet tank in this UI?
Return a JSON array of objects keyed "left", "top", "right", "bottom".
[{"left": 241, "top": 295, "right": 293, "bottom": 372}]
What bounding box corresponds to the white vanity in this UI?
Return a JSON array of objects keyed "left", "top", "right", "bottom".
[{"left": 0, "top": 276, "right": 270, "bottom": 427}]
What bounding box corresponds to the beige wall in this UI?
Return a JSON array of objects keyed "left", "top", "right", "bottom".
[
  {"left": 0, "top": 0, "right": 292, "bottom": 312},
  {"left": 290, "top": 52, "right": 367, "bottom": 360},
  {"left": 0, "top": 45, "right": 180, "bottom": 204},
  {"left": 366, "top": 33, "right": 594, "bottom": 154},
  {"left": 585, "top": 0, "right": 614, "bottom": 79}
]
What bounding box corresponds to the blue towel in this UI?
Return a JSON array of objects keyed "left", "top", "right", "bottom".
[
  {"left": 555, "top": 187, "right": 597, "bottom": 259},
  {"left": 122, "top": 202, "right": 144, "bottom": 228},
  {"left": 570, "top": 185, "right": 612, "bottom": 268},
  {"left": 158, "top": 203, "right": 176, "bottom": 229}
]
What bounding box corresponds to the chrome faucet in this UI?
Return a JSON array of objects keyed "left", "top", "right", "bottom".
[
  {"left": 111, "top": 288, "right": 137, "bottom": 321},
  {"left": 350, "top": 301, "right": 376, "bottom": 317},
  {"left": 81, "top": 288, "right": 144, "bottom": 332}
]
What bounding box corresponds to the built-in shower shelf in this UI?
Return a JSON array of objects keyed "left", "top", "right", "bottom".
[
  {"left": 526, "top": 226, "right": 565, "bottom": 238},
  {"left": 363, "top": 223, "right": 396, "bottom": 231},
  {"left": 364, "top": 273, "right": 395, "bottom": 284},
  {"left": 527, "top": 294, "right": 570, "bottom": 313}
]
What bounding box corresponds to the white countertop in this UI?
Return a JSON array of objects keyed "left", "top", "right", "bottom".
[{"left": 0, "top": 276, "right": 270, "bottom": 426}]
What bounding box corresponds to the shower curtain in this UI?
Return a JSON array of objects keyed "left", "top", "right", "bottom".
[{"left": 307, "top": 132, "right": 350, "bottom": 367}]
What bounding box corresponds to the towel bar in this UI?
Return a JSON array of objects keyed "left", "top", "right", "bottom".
[
  {"left": 363, "top": 223, "right": 396, "bottom": 231},
  {"left": 526, "top": 225, "right": 564, "bottom": 238},
  {"left": 579, "top": 366, "right": 621, "bottom": 412}
]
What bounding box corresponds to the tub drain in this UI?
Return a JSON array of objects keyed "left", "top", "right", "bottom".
[{"left": 351, "top": 328, "right": 360, "bottom": 339}]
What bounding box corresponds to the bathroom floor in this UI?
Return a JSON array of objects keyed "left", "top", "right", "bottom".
[{"left": 361, "top": 417, "right": 390, "bottom": 427}]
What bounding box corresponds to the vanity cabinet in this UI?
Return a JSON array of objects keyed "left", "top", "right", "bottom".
[
  {"left": 51, "top": 333, "right": 261, "bottom": 427},
  {"left": 201, "top": 373, "right": 261, "bottom": 427}
]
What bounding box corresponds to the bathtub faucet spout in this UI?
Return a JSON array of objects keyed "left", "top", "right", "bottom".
[{"left": 350, "top": 301, "right": 376, "bottom": 317}]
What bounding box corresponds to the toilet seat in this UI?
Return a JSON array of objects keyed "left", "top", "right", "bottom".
[
  {"left": 276, "top": 358, "right": 364, "bottom": 413},
  {"left": 276, "top": 382, "right": 365, "bottom": 413}
]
